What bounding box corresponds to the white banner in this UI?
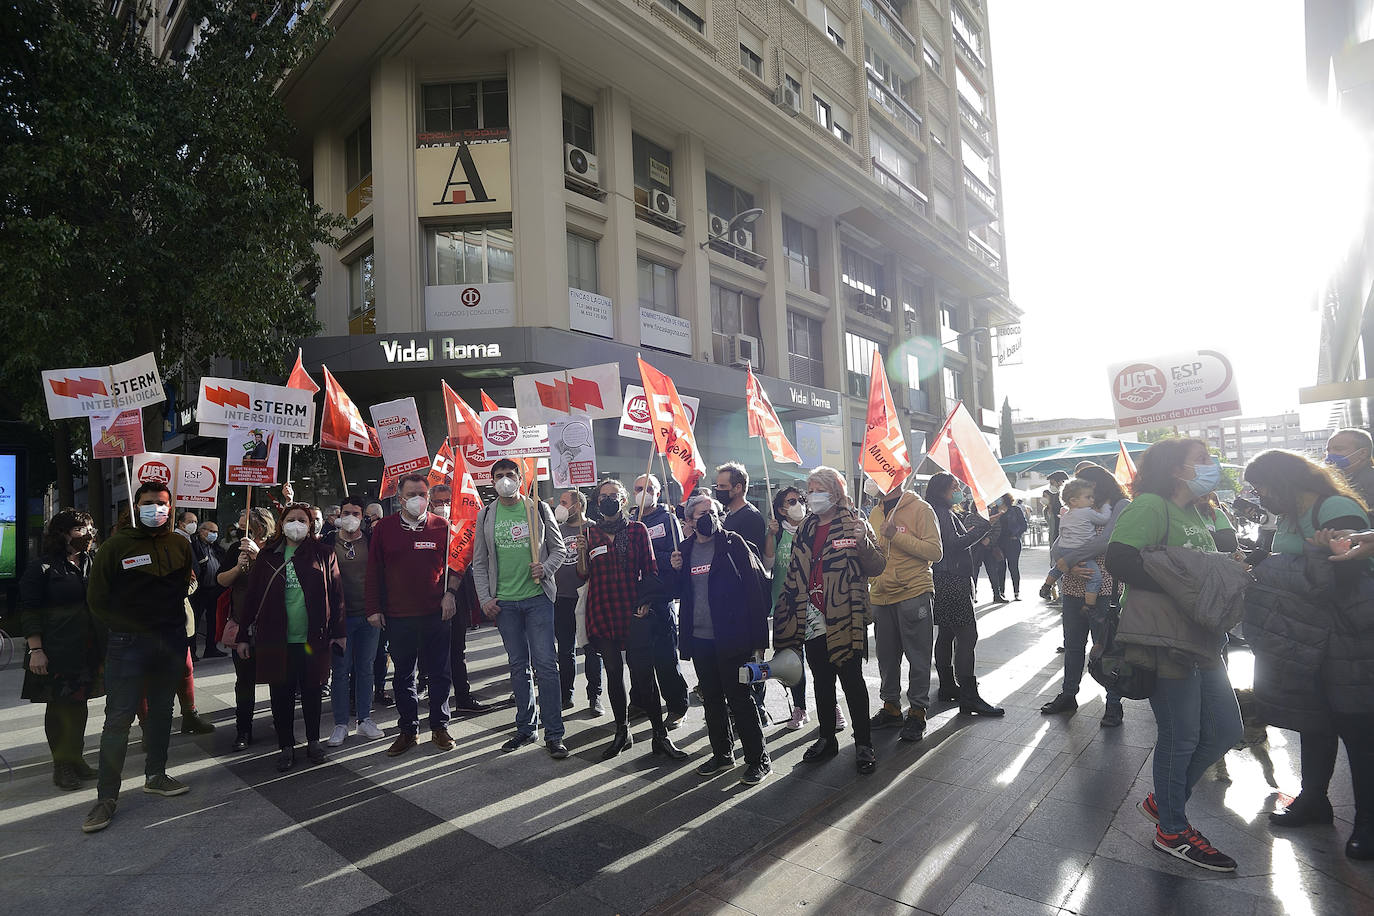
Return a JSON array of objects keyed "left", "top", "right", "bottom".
[
  {"left": 570, "top": 288, "right": 614, "bottom": 339},
  {"left": 42, "top": 352, "right": 164, "bottom": 420},
  {"left": 512, "top": 362, "right": 622, "bottom": 426},
  {"left": 369, "top": 397, "right": 431, "bottom": 480},
  {"left": 425, "top": 281, "right": 516, "bottom": 331},
  {"left": 479, "top": 409, "right": 550, "bottom": 459},
  {"left": 132, "top": 452, "right": 222, "bottom": 508},
  {"left": 225, "top": 425, "right": 280, "bottom": 486},
  {"left": 197, "top": 377, "right": 316, "bottom": 446},
  {"left": 549, "top": 417, "right": 598, "bottom": 488},
  {"left": 619, "top": 384, "right": 699, "bottom": 442},
  {"left": 639, "top": 307, "right": 692, "bottom": 356},
  {"left": 994, "top": 324, "right": 1023, "bottom": 367},
  {"left": 1108, "top": 349, "right": 1243, "bottom": 431}
]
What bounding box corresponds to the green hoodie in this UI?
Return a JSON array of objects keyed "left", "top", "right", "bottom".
[{"left": 87, "top": 523, "right": 193, "bottom": 634}]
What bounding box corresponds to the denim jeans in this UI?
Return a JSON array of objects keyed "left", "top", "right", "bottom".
[
  {"left": 495, "top": 594, "right": 564, "bottom": 742},
  {"left": 97, "top": 628, "right": 184, "bottom": 801},
  {"left": 1060, "top": 594, "right": 1121, "bottom": 704},
  {"left": 388, "top": 612, "right": 452, "bottom": 735},
  {"left": 1148, "top": 662, "right": 1244, "bottom": 833},
  {"left": 331, "top": 616, "right": 381, "bottom": 726}
]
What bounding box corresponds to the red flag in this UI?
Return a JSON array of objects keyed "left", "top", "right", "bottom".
[
  {"left": 926, "top": 401, "right": 1012, "bottom": 513},
  {"left": 481, "top": 390, "right": 538, "bottom": 495},
  {"left": 379, "top": 468, "right": 396, "bottom": 500},
  {"left": 442, "top": 380, "right": 483, "bottom": 448},
  {"left": 638, "top": 356, "right": 705, "bottom": 501},
  {"left": 320, "top": 367, "right": 381, "bottom": 456},
  {"left": 428, "top": 439, "right": 456, "bottom": 489},
  {"left": 1113, "top": 440, "right": 1138, "bottom": 490},
  {"left": 447, "top": 450, "right": 482, "bottom": 575},
  {"left": 746, "top": 368, "right": 802, "bottom": 465},
  {"left": 286, "top": 348, "right": 320, "bottom": 394},
  {"left": 859, "top": 351, "right": 912, "bottom": 494}
]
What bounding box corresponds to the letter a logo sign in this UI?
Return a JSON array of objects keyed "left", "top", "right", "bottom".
[{"left": 434, "top": 143, "right": 493, "bottom": 206}]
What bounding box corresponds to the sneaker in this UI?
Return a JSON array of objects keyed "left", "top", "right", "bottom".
[
  {"left": 1153, "top": 826, "right": 1237, "bottom": 872},
  {"left": 546, "top": 740, "right": 570, "bottom": 760},
  {"left": 357, "top": 719, "right": 384, "bottom": 740},
  {"left": 740, "top": 762, "right": 772, "bottom": 786},
  {"left": 82, "top": 798, "right": 117, "bottom": 833},
  {"left": 179, "top": 709, "right": 216, "bottom": 735},
  {"left": 501, "top": 732, "right": 536, "bottom": 753},
  {"left": 786, "top": 706, "right": 809, "bottom": 730},
  {"left": 696, "top": 755, "right": 736, "bottom": 776},
  {"left": 1139, "top": 793, "right": 1159, "bottom": 824},
  {"left": 870, "top": 705, "right": 904, "bottom": 729},
  {"left": 326, "top": 724, "right": 349, "bottom": 747},
  {"left": 589, "top": 696, "right": 605, "bottom": 717},
  {"left": 1100, "top": 703, "right": 1124, "bottom": 728},
  {"left": 899, "top": 710, "right": 927, "bottom": 743},
  {"left": 834, "top": 707, "right": 847, "bottom": 732},
  {"left": 665, "top": 710, "right": 686, "bottom": 730},
  {"left": 453, "top": 696, "right": 489, "bottom": 714},
  {"left": 143, "top": 774, "right": 190, "bottom": 797}
]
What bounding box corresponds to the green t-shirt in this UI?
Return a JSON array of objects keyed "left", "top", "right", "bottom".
[
  {"left": 494, "top": 500, "right": 541, "bottom": 601},
  {"left": 1271, "top": 494, "right": 1370, "bottom": 558},
  {"left": 770, "top": 525, "right": 796, "bottom": 614},
  {"left": 283, "top": 544, "right": 307, "bottom": 644},
  {"left": 1198, "top": 506, "right": 1233, "bottom": 537},
  {"left": 1110, "top": 493, "right": 1217, "bottom": 554}
]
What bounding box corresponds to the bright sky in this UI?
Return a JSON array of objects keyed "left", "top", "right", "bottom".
[{"left": 987, "top": 0, "right": 1366, "bottom": 424}]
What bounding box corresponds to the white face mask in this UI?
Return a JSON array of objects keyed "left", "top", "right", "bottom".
[
  {"left": 403, "top": 496, "right": 428, "bottom": 519},
  {"left": 432, "top": 505, "right": 450, "bottom": 520},
  {"left": 863, "top": 478, "right": 883, "bottom": 499},
  {"left": 554, "top": 504, "right": 570, "bottom": 523},
  {"left": 337, "top": 515, "right": 361, "bottom": 533},
  {"left": 786, "top": 502, "right": 807, "bottom": 522},
  {"left": 138, "top": 504, "right": 170, "bottom": 528},
  {"left": 806, "top": 492, "right": 834, "bottom": 515},
  {"left": 494, "top": 477, "right": 520, "bottom": 498},
  {"left": 182, "top": 521, "right": 198, "bottom": 535},
  {"left": 312, "top": 517, "right": 323, "bottom": 534},
  {"left": 283, "top": 521, "right": 310, "bottom": 542}
]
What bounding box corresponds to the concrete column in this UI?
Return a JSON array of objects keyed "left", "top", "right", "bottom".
[
  {"left": 312, "top": 129, "right": 345, "bottom": 337},
  {"left": 369, "top": 57, "right": 420, "bottom": 334},
  {"left": 758, "top": 182, "right": 788, "bottom": 380},
  {"left": 509, "top": 46, "right": 567, "bottom": 329},
  {"left": 600, "top": 86, "right": 639, "bottom": 345},
  {"left": 677, "top": 131, "right": 711, "bottom": 362}
]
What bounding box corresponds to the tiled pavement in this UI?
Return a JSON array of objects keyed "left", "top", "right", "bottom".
[{"left": 0, "top": 546, "right": 1369, "bottom": 915}]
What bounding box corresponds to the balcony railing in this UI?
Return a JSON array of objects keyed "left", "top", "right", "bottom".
[
  {"left": 967, "top": 233, "right": 1000, "bottom": 269},
  {"left": 861, "top": 0, "right": 918, "bottom": 63},
  {"left": 958, "top": 96, "right": 991, "bottom": 146},
  {"left": 953, "top": 30, "right": 985, "bottom": 74},
  {"left": 866, "top": 73, "right": 922, "bottom": 143},
  {"left": 873, "top": 158, "right": 928, "bottom": 218},
  {"left": 963, "top": 167, "right": 996, "bottom": 211}
]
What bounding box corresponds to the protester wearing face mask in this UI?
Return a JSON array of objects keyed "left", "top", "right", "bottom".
[
  {"left": 234, "top": 504, "right": 344, "bottom": 772},
  {"left": 629, "top": 474, "right": 690, "bottom": 729},
  {"left": 429, "top": 484, "right": 452, "bottom": 521},
  {"left": 366, "top": 474, "right": 462, "bottom": 758},
  {"left": 176, "top": 510, "right": 198, "bottom": 541},
  {"left": 321, "top": 498, "right": 385, "bottom": 746},
  {"left": 773, "top": 467, "right": 886, "bottom": 775},
  {"left": 1104, "top": 438, "right": 1245, "bottom": 872},
  {"left": 554, "top": 489, "right": 603, "bottom": 713},
  {"left": 579, "top": 478, "right": 685, "bottom": 762},
  {"left": 1325, "top": 428, "right": 1374, "bottom": 508},
  {"left": 473, "top": 460, "right": 568, "bottom": 757},
  {"left": 19, "top": 510, "right": 102, "bottom": 792},
  {"left": 714, "top": 462, "right": 766, "bottom": 559},
  {"left": 188, "top": 519, "right": 225, "bottom": 659},
  {"left": 765, "top": 487, "right": 812, "bottom": 729},
  {"left": 219, "top": 508, "right": 275, "bottom": 751},
  {"left": 82, "top": 482, "right": 196, "bottom": 834}
]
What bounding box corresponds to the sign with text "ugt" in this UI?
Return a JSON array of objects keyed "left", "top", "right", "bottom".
[
  {"left": 42, "top": 352, "right": 165, "bottom": 420},
  {"left": 478, "top": 409, "right": 550, "bottom": 459},
  {"left": 369, "top": 397, "right": 431, "bottom": 480},
  {"left": 132, "top": 452, "right": 221, "bottom": 509},
  {"left": 197, "top": 377, "right": 317, "bottom": 446},
  {"left": 1108, "top": 349, "right": 1241, "bottom": 431}
]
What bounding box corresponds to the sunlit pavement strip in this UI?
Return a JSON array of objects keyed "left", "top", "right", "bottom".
[{"left": 0, "top": 546, "right": 1369, "bottom": 915}]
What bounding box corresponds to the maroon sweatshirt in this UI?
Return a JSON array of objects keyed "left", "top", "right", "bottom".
[{"left": 365, "top": 512, "right": 449, "bottom": 618}]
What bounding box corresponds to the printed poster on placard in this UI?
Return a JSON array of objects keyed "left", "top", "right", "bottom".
[
  {"left": 479, "top": 409, "right": 550, "bottom": 459},
  {"left": 132, "top": 452, "right": 221, "bottom": 508},
  {"left": 618, "top": 384, "right": 699, "bottom": 442},
  {"left": 369, "top": 397, "right": 431, "bottom": 479},
  {"left": 549, "top": 417, "right": 597, "bottom": 488},
  {"left": 225, "top": 425, "right": 280, "bottom": 486},
  {"left": 90, "top": 409, "right": 145, "bottom": 459}
]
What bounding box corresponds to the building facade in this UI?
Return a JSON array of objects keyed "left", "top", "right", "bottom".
[{"left": 147, "top": 0, "right": 1019, "bottom": 502}]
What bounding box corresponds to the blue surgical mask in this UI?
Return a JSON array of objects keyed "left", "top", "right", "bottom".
[
  {"left": 1185, "top": 460, "right": 1222, "bottom": 498},
  {"left": 1326, "top": 451, "right": 1354, "bottom": 470},
  {"left": 138, "top": 504, "right": 169, "bottom": 528}
]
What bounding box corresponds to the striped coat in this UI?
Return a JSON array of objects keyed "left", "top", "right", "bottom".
[{"left": 773, "top": 508, "right": 886, "bottom": 667}]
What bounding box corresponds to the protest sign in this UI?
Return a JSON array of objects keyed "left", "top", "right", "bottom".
[
  {"left": 369, "top": 397, "right": 431, "bottom": 479},
  {"left": 549, "top": 417, "right": 598, "bottom": 488},
  {"left": 197, "top": 377, "right": 316, "bottom": 446},
  {"left": 479, "top": 409, "right": 550, "bottom": 459},
  {"left": 618, "top": 384, "right": 698, "bottom": 442},
  {"left": 225, "top": 425, "right": 280, "bottom": 486},
  {"left": 90, "top": 409, "right": 145, "bottom": 459},
  {"left": 132, "top": 452, "right": 222, "bottom": 508},
  {"left": 42, "top": 352, "right": 164, "bottom": 420}
]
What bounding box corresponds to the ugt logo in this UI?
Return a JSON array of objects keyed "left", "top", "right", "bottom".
[
  {"left": 434, "top": 143, "right": 495, "bottom": 206},
  {"left": 485, "top": 416, "right": 518, "bottom": 446}
]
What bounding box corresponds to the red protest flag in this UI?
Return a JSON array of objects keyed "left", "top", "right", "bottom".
[
  {"left": 320, "top": 366, "right": 381, "bottom": 456},
  {"left": 926, "top": 401, "right": 1013, "bottom": 513},
  {"left": 859, "top": 350, "right": 912, "bottom": 494},
  {"left": 442, "top": 380, "right": 483, "bottom": 447},
  {"left": 481, "top": 390, "right": 539, "bottom": 495},
  {"left": 638, "top": 355, "right": 706, "bottom": 501},
  {"left": 746, "top": 367, "right": 802, "bottom": 465},
  {"left": 428, "top": 439, "right": 456, "bottom": 489},
  {"left": 286, "top": 348, "right": 320, "bottom": 394},
  {"left": 379, "top": 468, "right": 396, "bottom": 500},
  {"left": 447, "top": 454, "right": 482, "bottom": 576}
]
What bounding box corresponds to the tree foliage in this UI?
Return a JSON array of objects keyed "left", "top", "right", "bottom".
[{"left": 999, "top": 397, "right": 1015, "bottom": 458}]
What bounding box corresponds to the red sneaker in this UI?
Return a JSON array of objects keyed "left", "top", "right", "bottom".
[
  {"left": 1153, "top": 826, "right": 1236, "bottom": 872},
  {"left": 1138, "top": 793, "right": 1159, "bottom": 824}
]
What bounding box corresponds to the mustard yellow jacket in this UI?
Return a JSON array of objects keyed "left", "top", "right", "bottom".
[{"left": 868, "top": 492, "right": 943, "bottom": 604}]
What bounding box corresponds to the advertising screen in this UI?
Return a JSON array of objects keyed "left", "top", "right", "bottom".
[{"left": 0, "top": 452, "right": 18, "bottom": 580}]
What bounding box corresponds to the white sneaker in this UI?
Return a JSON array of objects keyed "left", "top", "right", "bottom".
[
  {"left": 787, "top": 706, "right": 809, "bottom": 730},
  {"left": 348, "top": 718, "right": 357, "bottom": 732},
  {"left": 356, "top": 719, "right": 384, "bottom": 740},
  {"left": 835, "top": 707, "right": 847, "bottom": 732},
  {"left": 326, "top": 724, "right": 349, "bottom": 747}
]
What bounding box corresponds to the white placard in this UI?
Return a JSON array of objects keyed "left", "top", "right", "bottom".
[
  {"left": 425, "top": 281, "right": 516, "bottom": 331},
  {"left": 639, "top": 307, "right": 692, "bottom": 356},
  {"left": 478, "top": 409, "right": 550, "bottom": 459},
  {"left": 512, "top": 362, "right": 622, "bottom": 426},
  {"left": 132, "top": 452, "right": 222, "bottom": 508},
  {"left": 369, "top": 397, "right": 431, "bottom": 479},
  {"left": 549, "top": 417, "right": 598, "bottom": 488},
  {"left": 569, "top": 288, "right": 614, "bottom": 339},
  {"left": 42, "top": 352, "right": 165, "bottom": 420},
  {"left": 1108, "top": 349, "right": 1242, "bottom": 431},
  {"left": 619, "top": 384, "right": 699, "bottom": 442},
  {"left": 197, "top": 377, "right": 316, "bottom": 446}
]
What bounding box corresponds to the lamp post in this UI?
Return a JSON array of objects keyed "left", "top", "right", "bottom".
[{"left": 700, "top": 207, "right": 765, "bottom": 250}]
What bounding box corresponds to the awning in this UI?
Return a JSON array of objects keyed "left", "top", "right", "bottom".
[{"left": 999, "top": 438, "right": 1148, "bottom": 475}]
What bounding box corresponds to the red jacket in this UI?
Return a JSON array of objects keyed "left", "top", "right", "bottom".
[{"left": 365, "top": 512, "right": 450, "bottom": 619}]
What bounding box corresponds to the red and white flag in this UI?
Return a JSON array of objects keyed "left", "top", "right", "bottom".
[
  {"left": 638, "top": 356, "right": 706, "bottom": 501},
  {"left": 319, "top": 366, "right": 380, "bottom": 456},
  {"left": 447, "top": 452, "right": 482, "bottom": 575},
  {"left": 286, "top": 348, "right": 320, "bottom": 394},
  {"left": 1113, "top": 439, "right": 1138, "bottom": 490},
  {"left": 859, "top": 351, "right": 912, "bottom": 494},
  {"left": 745, "top": 368, "right": 802, "bottom": 465},
  {"left": 926, "top": 401, "right": 1012, "bottom": 513},
  {"left": 512, "top": 362, "right": 622, "bottom": 426},
  {"left": 482, "top": 390, "right": 538, "bottom": 495},
  {"left": 428, "top": 439, "right": 456, "bottom": 489}
]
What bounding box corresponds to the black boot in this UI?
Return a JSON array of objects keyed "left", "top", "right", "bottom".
[
  {"left": 959, "top": 678, "right": 1005, "bottom": 717},
  {"left": 650, "top": 727, "right": 688, "bottom": 761},
  {"left": 180, "top": 708, "right": 216, "bottom": 735},
  {"left": 232, "top": 729, "right": 252, "bottom": 752},
  {"left": 601, "top": 723, "right": 633, "bottom": 760},
  {"left": 936, "top": 666, "right": 960, "bottom": 703},
  {"left": 1349, "top": 817, "right": 1374, "bottom": 860},
  {"left": 52, "top": 763, "right": 80, "bottom": 791},
  {"left": 1269, "top": 792, "right": 1334, "bottom": 828}
]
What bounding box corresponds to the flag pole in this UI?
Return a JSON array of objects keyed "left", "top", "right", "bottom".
[
  {"left": 123, "top": 456, "right": 134, "bottom": 521},
  {"left": 245, "top": 484, "right": 253, "bottom": 520},
  {"left": 657, "top": 449, "right": 679, "bottom": 549},
  {"left": 336, "top": 450, "right": 349, "bottom": 497},
  {"left": 286, "top": 444, "right": 294, "bottom": 486},
  {"left": 637, "top": 438, "right": 657, "bottom": 520},
  {"left": 757, "top": 434, "right": 773, "bottom": 516}
]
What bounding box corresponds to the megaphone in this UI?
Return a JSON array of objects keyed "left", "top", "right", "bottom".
[{"left": 738, "top": 648, "right": 804, "bottom": 687}]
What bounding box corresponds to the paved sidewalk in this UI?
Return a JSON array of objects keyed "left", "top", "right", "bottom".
[{"left": 0, "top": 547, "right": 1368, "bottom": 914}]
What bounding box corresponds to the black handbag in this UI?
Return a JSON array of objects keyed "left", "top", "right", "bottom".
[{"left": 1087, "top": 605, "right": 1156, "bottom": 700}]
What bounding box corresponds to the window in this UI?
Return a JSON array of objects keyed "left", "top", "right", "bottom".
[
  {"left": 807, "top": 1, "right": 846, "bottom": 49},
  {"left": 739, "top": 42, "right": 763, "bottom": 77},
  {"left": 344, "top": 117, "right": 372, "bottom": 218},
  {"left": 901, "top": 279, "right": 923, "bottom": 330},
  {"left": 952, "top": 2, "right": 983, "bottom": 58},
  {"left": 782, "top": 215, "right": 820, "bottom": 292},
  {"left": 421, "top": 80, "right": 508, "bottom": 133},
  {"left": 923, "top": 39, "right": 942, "bottom": 75},
  {"left": 840, "top": 245, "right": 883, "bottom": 299},
  {"left": 871, "top": 130, "right": 915, "bottom": 185},
  {"left": 785, "top": 72, "right": 802, "bottom": 100},
  {"left": 956, "top": 67, "right": 985, "bottom": 113},
  {"left": 567, "top": 233, "right": 598, "bottom": 293},
  {"left": 943, "top": 366, "right": 963, "bottom": 402},
  {"left": 929, "top": 116, "right": 948, "bottom": 149},
  {"left": 710, "top": 283, "right": 763, "bottom": 367},
  {"left": 425, "top": 225, "right": 514, "bottom": 286},
  {"left": 562, "top": 95, "right": 594, "bottom": 151},
  {"left": 657, "top": 0, "right": 704, "bottom": 32},
  {"left": 846, "top": 333, "right": 881, "bottom": 398},
  {"left": 933, "top": 188, "right": 955, "bottom": 225},
  {"left": 637, "top": 258, "right": 677, "bottom": 314},
  {"left": 827, "top": 26, "right": 845, "bottom": 49},
  {"left": 831, "top": 104, "right": 852, "bottom": 145},
  {"left": 633, "top": 133, "right": 672, "bottom": 191},
  {"left": 788, "top": 311, "right": 824, "bottom": 386},
  {"left": 962, "top": 143, "right": 992, "bottom": 186},
  {"left": 940, "top": 303, "right": 960, "bottom": 344},
  {"left": 706, "top": 172, "right": 755, "bottom": 224},
  {"left": 814, "top": 94, "right": 831, "bottom": 130},
  {"left": 347, "top": 248, "right": 375, "bottom": 336}
]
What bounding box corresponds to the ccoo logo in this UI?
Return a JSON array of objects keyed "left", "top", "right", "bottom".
[
  {"left": 484, "top": 416, "right": 518, "bottom": 446},
  {"left": 1113, "top": 363, "right": 1166, "bottom": 410}
]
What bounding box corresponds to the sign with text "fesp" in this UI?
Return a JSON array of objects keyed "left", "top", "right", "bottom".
[
  {"left": 479, "top": 409, "right": 550, "bottom": 459},
  {"left": 132, "top": 452, "right": 221, "bottom": 508},
  {"left": 618, "top": 385, "right": 699, "bottom": 442},
  {"left": 197, "top": 377, "right": 317, "bottom": 446},
  {"left": 369, "top": 397, "right": 431, "bottom": 480},
  {"left": 42, "top": 352, "right": 164, "bottom": 420},
  {"left": 1108, "top": 349, "right": 1242, "bottom": 431}
]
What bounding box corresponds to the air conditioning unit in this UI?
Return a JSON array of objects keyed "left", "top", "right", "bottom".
[
  {"left": 879, "top": 294, "right": 893, "bottom": 312},
  {"left": 730, "top": 334, "right": 760, "bottom": 368},
  {"left": 651, "top": 189, "right": 678, "bottom": 220},
  {"left": 563, "top": 143, "right": 599, "bottom": 184},
  {"left": 772, "top": 84, "right": 802, "bottom": 116},
  {"left": 731, "top": 227, "right": 754, "bottom": 250},
  {"left": 708, "top": 213, "right": 730, "bottom": 238},
  {"left": 851, "top": 291, "right": 875, "bottom": 311}
]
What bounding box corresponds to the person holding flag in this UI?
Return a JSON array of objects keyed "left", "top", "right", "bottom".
[{"left": 629, "top": 474, "right": 689, "bottom": 728}]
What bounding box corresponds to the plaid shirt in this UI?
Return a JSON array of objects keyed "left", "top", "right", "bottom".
[{"left": 582, "top": 519, "right": 655, "bottom": 647}]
